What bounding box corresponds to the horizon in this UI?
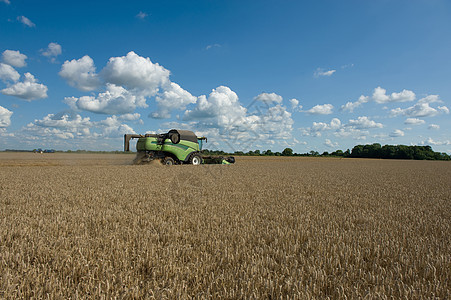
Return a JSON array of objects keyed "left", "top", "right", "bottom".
[{"left": 1, "top": 0, "right": 450, "bottom": 153}]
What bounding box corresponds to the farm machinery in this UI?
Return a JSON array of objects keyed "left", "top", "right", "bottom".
[{"left": 124, "top": 129, "right": 235, "bottom": 165}]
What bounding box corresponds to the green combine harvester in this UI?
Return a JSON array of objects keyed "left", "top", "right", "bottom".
[{"left": 124, "top": 129, "right": 235, "bottom": 165}]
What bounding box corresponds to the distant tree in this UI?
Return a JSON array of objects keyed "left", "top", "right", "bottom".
[
  {"left": 263, "top": 149, "right": 273, "bottom": 156},
  {"left": 309, "top": 150, "right": 319, "bottom": 156},
  {"left": 331, "top": 149, "right": 343, "bottom": 156},
  {"left": 282, "top": 148, "right": 293, "bottom": 156},
  {"left": 350, "top": 144, "right": 448, "bottom": 160},
  {"left": 322, "top": 151, "right": 329, "bottom": 156}
]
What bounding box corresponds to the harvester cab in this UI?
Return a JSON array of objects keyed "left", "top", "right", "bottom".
[{"left": 124, "top": 129, "right": 234, "bottom": 166}]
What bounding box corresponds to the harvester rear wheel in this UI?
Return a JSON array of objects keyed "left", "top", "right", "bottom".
[
  {"left": 162, "top": 157, "right": 175, "bottom": 166},
  {"left": 190, "top": 154, "right": 203, "bottom": 165}
]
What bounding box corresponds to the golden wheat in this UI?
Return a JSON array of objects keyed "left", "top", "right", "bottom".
[{"left": 0, "top": 153, "right": 449, "bottom": 298}]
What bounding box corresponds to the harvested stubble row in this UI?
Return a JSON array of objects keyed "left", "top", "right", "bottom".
[{"left": 0, "top": 153, "right": 450, "bottom": 298}]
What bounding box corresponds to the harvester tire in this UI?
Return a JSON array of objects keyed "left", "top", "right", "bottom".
[
  {"left": 162, "top": 157, "right": 175, "bottom": 166},
  {"left": 170, "top": 133, "right": 180, "bottom": 144},
  {"left": 190, "top": 154, "right": 203, "bottom": 165}
]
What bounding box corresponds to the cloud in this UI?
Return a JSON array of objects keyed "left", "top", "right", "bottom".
[
  {"left": 102, "top": 51, "right": 170, "bottom": 96},
  {"left": 0, "top": 105, "right": 13, "bottom": 127},
  {"left": 2, "top": 50, "right": 27, "bottom": 68},
  {"left": 341, "top": 95, "right": 369, "bottom": 113},
  {"left": 64, "top": 83, "right": 147, "bottom": 115},
  {"left": 341, "top": 63, "right": 354, "bottom": 69},
  {"left": 150, "top": 82, "right": 196, "bottom": 119},
  {"left": 346, "top": 116, "right": 383, "bottom": 129},
  {"left": 324, "top": 139, "right": 338, "bottom": 148},
  {"left": 184, "top": 86, "right": 245, "bottom": 122},
  {"left": 306, "top": 103, "right": 333, "bottom": 115},
  {"left": 418, "top": 95, "right": 442, "bottom": 104},
  {"left": 17, "top": 16, "right": 35, "bottom": 27},
  {"left": 428, "top": 124, "right": 439, "bottom": 130},
  {"left": 25, "top": 112, "right": 92, "bottom": 140},
  {"left": 422, "top": 137, "right": 450, "bottom": 146},
  {"left": 118, "top": 113, "right": 141, "bottom": 121},
  {"left": 438, "top": 106, "right": 449, "bottom": 114},
  {"left": 1, "top": 0, "right": 11, "bottom": 4},
  {"left": 181, "top": 86, "right": 294, "bottom": 149},
  {"left": 206, "top": 44, "right": 221, "bottom": 50},
  {"left": 0, "top": 63, "right": 20, "bottom": 82},
  {"left": 59, "top": 55, "right": 100, "bottom": 91},
  {"left": 97, "top": 115, "right": 136, "bottom": 137},
  {"left": 25, "top": 112, "right": 135, "bottom": 140},
  {"left": 372, "top": 86, "right": 415, "bottom": 104},
  {"left": 390, "top": 98, "right": 449, "bottom": 118},
  {"left": 334, "top": 128, "right": 368, "bottom": 140},
  {"left": 389, "top": 129, "right": 404, "bottom": 137},
  {"left": 59, "top": 52, "right": 194, "bottom": 118},
  {"left": 34, "top": 112, "right": 92, "bottom": 129},
  {"left": 1, "top": 72, "right": 48, "bottom": 100},
  {"left": 254, "top": 92, "right": 283, "bottom": 105},
  {"left": 404, "top": 118, "right": 425, "bottom": 125},
  {"left": 314, "top": 68, "right": 336, "bottom": 77},
  {"left": 136, "top": 11, "right": 148, "bottom": 19},
  {"left": 41, "top": 43, "right": 62, "bottom": 62},
  {"left": 289, "top": 98, "right": 302, "bottom": 111},
  {"left": 300, "top": 118, "right": 341, "bottom": 137}
]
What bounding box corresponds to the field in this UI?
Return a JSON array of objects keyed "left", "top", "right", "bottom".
[{"left": 0, "top": 153, "right": 449, "bottom": 299}]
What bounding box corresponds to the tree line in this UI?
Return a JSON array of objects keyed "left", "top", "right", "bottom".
[{"left": 203, "top": 143, "right": 450, "bottom": 161}]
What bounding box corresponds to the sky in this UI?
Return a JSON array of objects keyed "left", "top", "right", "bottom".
[{"left": 0, "top": 0, "right": 450, "bottom": 153}]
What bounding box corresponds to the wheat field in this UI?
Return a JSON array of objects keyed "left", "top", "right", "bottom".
[{"left": 0, "top": 153, "right": 449, "bottom": 299}]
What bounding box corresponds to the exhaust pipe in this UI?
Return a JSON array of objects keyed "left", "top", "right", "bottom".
[{"left": 124, "top": 134, "right": 144, "bottom": 151}]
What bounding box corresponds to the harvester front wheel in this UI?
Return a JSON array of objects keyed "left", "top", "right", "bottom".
[
  {"left": 190, "top": 154, "right": 203, "bottom": 165},
  {"left": 162, "top": 157, "right": 175, "bottom": 166}
]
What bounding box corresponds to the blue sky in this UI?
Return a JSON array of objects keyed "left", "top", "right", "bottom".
[{"left": 1, "top": 0, "right": 450, "bottom": 153}]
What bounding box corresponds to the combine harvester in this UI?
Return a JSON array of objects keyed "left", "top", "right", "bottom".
[{"left": 124, "top": 129, "right": 235, "bottom": 165}]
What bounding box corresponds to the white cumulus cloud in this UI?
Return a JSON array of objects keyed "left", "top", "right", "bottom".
[
  {"left": 150, "top": 82, "right": 197, "bottom": 119},
  {"left": 324, "top": 139, "right": 338, "bottom": 148},
  {"left": 64, "top": 83, "right": 147, "bottom": 115},
  {"left": 118, "top": 113, "right": 141, "bottom": 121},
  {"left": 184, "top": 86, "right": 246, "bottom": 123},
  {"left": 59, "top": 55, "right": 100, "bottom": 91},
  {"left": 306, "top": 104, "right": 333, "bottom": 115},
  {"left": 404, "top": 118, "right": 425, "bottom": 125},
  {"left": 372, "top": 86, "right": 416, "bottom": 103},
  {"left": 289, "top": 98, "right": 302, "bottom": 110},
  {"left": 0, "top": 105, "right": 13, "bottom": 127},
  {"left": 254, "top": 92, "right": 283, "bottom": 105},
  {"left": 422, "top": 137, "right": 450, "bottom": 146},
  {"left": 41, "top": 43, "right": 62, "bottom": 62},
  {"left": 428, "top": 124, "right": 440, "bottom": 130},
  {"left": 341, "top": 95, "right": 369, "bottom": 113},
  {"left": 390, "top": 99, "right": 449, "bottom": 118},
  {"left": 1, "top": 72, "right": 48, "bottom": 101},
  {"left": 346, "top": 116, "right": 383, "bottom": 129},
  {"left": 389, "top": 129, "right": 404, "bottom": 137},
  {"left": 102, "top": 51, "right": 170, "bottom": 96},
  {"left": 2, "top": 50, "right": 27, "bottom": 68},
  {"left": 0, "top": 63, "right": 20, "bottom": 82},
  {"left": 181, "top": 86, "right": 294, "bottom": 147}
]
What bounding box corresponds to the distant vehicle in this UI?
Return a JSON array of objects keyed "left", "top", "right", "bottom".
[{"left": 33, "top": 148, "right": 55, "bottom": 153}]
